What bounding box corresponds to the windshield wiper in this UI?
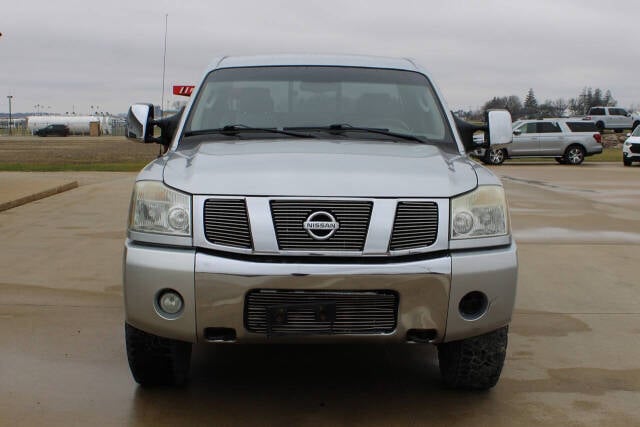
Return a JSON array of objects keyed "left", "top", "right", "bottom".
[
  {"left": 184, "top": 124, "right": 315, "bottom": 139},
  {"left": 283, "top": 124, "right": 429, "bottom": 144}
]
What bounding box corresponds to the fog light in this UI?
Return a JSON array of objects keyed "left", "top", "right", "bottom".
[
  {"left": 158, "top": 290, "right": 183, "bottom": 315},
  {"left": 459, "top": 291, "right": 488, "bottom": 320}
]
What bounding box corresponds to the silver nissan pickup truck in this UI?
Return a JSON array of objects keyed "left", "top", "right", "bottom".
[{"left": 123, "top": 54, "right": 517, "bottom": 390}]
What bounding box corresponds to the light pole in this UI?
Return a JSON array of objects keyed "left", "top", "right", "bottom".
[{"left": 7, "top": 96, "right": 13, "bottom": 136}]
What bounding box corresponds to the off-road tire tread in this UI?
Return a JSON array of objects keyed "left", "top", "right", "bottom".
[
  {"left": 125, "top": 323, "right": 192, "bottom": 387},
  {"left": 437, "top": 326, "right": 508, "bottom": 390}
]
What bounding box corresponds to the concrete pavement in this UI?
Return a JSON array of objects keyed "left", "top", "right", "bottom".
[{"left": 0, "top": 164, "right": 639, "bottom": 426}]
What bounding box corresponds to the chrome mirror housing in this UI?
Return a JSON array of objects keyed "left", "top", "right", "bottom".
[
  {"left": 126, "top": 103, "right": 154, "bottom": 142},
  {"left": 487, "top": 110, "right": 513, "bottom": 147}
]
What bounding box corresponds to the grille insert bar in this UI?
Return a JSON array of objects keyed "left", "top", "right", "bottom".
[
  {"left": 270, "top": 200, "right": 373, "bottom": 251},
  {"left": 245, "top": 290, "right": 398, "bottom": 335},
  {"left": 203, "top": 199, "right": 252, "bottom": 249},
  {"left": 389, "top": 202, "right": 438, "bottom": 251}
]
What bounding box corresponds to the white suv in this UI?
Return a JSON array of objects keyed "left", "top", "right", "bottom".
[
  {"left": 623, "top": 126, "right": 640, "bottom": 166},
  {"left": 585, "top": 106, "right": 640, "bottom": 132}
]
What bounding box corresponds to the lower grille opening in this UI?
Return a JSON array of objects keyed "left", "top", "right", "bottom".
[{"left": 245, "top": 290, "right": 398, "bottom": 336}]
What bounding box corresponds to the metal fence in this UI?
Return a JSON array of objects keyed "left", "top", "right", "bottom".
[{"left": 0, "top": 119, "right": 129, "bottom": 137}]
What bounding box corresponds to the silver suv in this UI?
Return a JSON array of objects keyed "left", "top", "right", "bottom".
[
  {"left": 123, "top": 55, "right": 517, "bottom": 390},
  {"left": 477, "top": 119, "right": 603, "bottom": 165}
]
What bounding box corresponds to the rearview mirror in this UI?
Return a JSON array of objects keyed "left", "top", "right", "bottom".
[
  {"left": 126, "top": 103, "right": 154, "bottom": 142},
  {"left": 487, "top": 110, "right": 513, "bottom": 147}
]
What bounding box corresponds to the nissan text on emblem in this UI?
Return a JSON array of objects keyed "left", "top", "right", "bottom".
[{"left": 303, "top": 211, "right": 340, "bottom": 240}]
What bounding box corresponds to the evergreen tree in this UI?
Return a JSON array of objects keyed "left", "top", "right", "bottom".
[
  {"left": 524, "top": 88, "right": 538, "bottom": 109},
  {"left": 586, "top": 88, "right": 594, "bottom": 110},
  {"left": 592, "top": 88, "right": 603, "bottom": 106},
  {"left": 523, "top": 89, "right": 538, "bottom": 117},
  {"left": 603, "top": 90, "right": 616, "bottom": 106}
]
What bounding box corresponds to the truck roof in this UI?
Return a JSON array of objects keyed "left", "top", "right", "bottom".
[{"left": 208, "top": 54, "right": 421, "bottom": 73}]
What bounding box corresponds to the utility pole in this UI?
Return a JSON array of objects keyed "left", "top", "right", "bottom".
[
  {"left": 7, "top": 95, "right": 13, "bottom": 136},
  {"left": 161, "top": 13, "right": 168, "bottom": 117}
]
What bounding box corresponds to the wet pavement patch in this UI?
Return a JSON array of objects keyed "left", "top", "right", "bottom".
[{"left": 511, "top": 311, "right": 591, "bottom": 337}]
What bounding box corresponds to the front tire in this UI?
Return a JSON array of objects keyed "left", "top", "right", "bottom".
[
  {"left": 624, "top": 157, "right": 632, "bottom": 166},
  {"left": 564, "top": 145, "right": 585, "bottom": 165},
  {"left": 484, "top": 148, "right": 505, "bottom": 165},
  {"left": 125, "top": 323, "right": 192, "bottom": 386},
  {"left": 437, "top": 326, "right": 508, "bottom": 390}
]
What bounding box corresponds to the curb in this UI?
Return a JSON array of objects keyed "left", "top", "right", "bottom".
[{"left": 0, "top": 181, "right": 79, "bottom": 212}]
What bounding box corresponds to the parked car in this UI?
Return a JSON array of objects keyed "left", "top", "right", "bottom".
[
  {"left": 123, "top": 54, "right": 517, "bottom": 390},
  {"left": 35, "top": 124, "right": 70, "bottom": 137},
  {"left": 584, "top": 106, "right": 640, "bottom": 132},
  {"left": 476, "top": 119, "right": 602, "bottom": 165},
  {"left": 623, "top": 126, "right": 640, "bottom": 166}
]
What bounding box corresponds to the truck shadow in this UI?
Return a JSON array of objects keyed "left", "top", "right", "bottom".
[{"left": 128, "top": 343, "right": 497, "bottom": 425}]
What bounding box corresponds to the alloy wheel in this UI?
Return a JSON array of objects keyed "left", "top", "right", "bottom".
[{"left": 566, "top": 147, "right": 584, "bottom": 165}]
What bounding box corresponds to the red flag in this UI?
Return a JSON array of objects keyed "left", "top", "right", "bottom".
[{"left": 173, "top": 85, "right": 195, "bottom": 97}]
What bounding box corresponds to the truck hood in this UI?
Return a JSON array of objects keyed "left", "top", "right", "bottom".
[{"left": 162, "top": 139, "right": 477, "bottom": 198}]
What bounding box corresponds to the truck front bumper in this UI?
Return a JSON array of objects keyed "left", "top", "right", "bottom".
[{"left": 123, "top": 240, "right": 517, "bottom": 344}]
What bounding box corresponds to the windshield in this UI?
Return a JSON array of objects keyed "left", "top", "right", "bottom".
[
  {"left": 633, "top": 126, "right": 640, "bottom": 137},
  {"left": 184, "top": 66, "right": 454, "bottom": 144}
]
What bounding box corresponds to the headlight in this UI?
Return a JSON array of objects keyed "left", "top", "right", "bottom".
[
  {"left": 128, "top": 181, "right": 191, "bottom": 236},
  {"left": 451, "top": 186, "right": 509, "bottom": 239}
]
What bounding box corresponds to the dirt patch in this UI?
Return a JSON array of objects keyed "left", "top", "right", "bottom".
[{"left": 0, "top": 136, "right": 160, "bottom": 165}]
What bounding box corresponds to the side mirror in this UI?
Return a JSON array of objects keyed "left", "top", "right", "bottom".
[
  {"left": 513, "top": 129, "right": 522, "bottom": 136},
  {"left": 126, "top": 104, "right": 184, "bottom": 147},
  {"left": 126, "top": 103, "right": 154, "bottom": 142},
  {"left": 627, "top": 133, "right": 631, "bottom": 137},
  {"left": 486, "top": 110, "right": 513, "bottom": 147},
  {"left": 154, "top": 107, "right": 185, "bottom": 147},
  {"left": 452, "top": 113, "right": 487, "bottom": 152}
]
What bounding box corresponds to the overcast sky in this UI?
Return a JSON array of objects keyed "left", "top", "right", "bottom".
[{"left": 2, "top": 0, "right": 639, "bottom": 115}]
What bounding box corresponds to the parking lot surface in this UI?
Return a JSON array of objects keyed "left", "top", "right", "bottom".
[{"left": 1, "top": 163, "right": 639, "bottom": 426}]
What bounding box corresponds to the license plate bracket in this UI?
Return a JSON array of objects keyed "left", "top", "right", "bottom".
[{"left": 266, "top": 301, "right": 337, "bottom": 336}]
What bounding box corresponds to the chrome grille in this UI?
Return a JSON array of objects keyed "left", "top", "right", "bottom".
[
  {"left": 203, "top": 199, "right": 252, "bottom": 249},
  {"left": 245, "top": 290, "right": 398, "bottom": 335},
  {"left": 389, "top": 202, "right": 438, "bottom": 251},
  {"left": 270, "top": 200, "right": 372, "bottom": 251}
]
